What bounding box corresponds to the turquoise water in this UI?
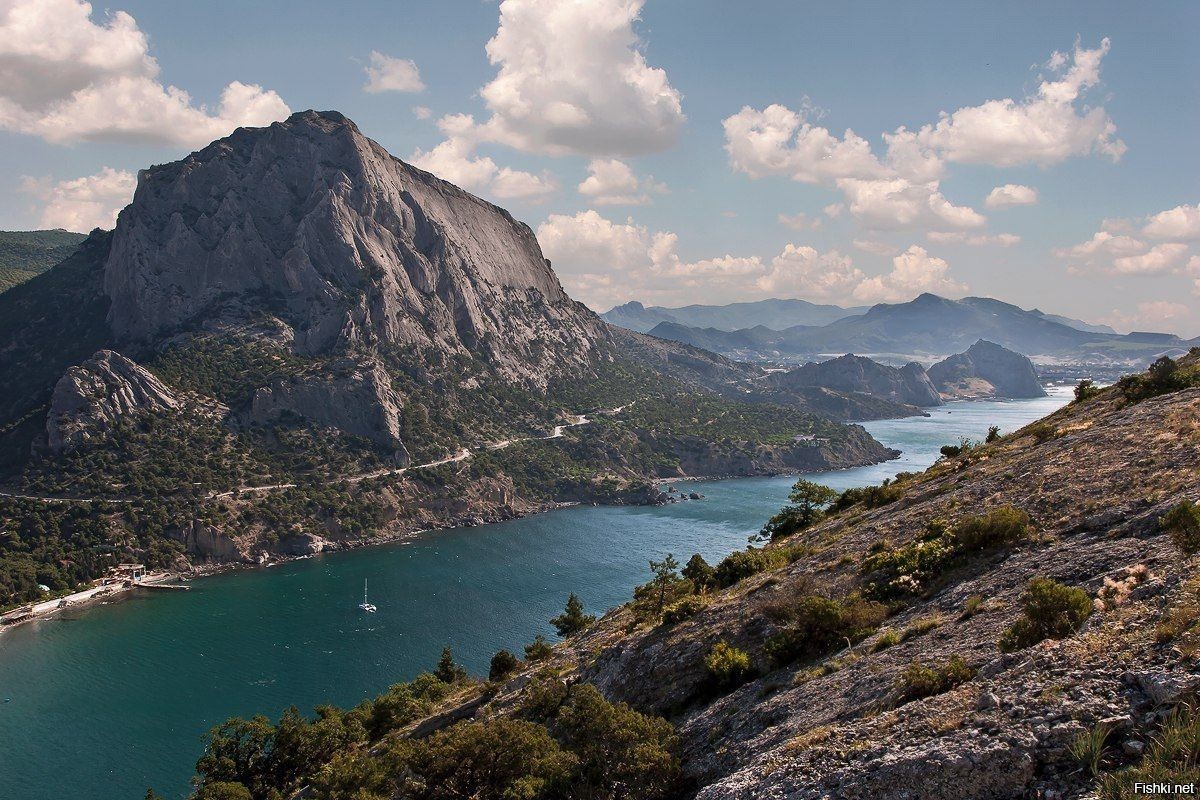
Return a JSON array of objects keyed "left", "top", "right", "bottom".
[{"left": 0, "top": 388, "right": 1070, "bottom": 799}]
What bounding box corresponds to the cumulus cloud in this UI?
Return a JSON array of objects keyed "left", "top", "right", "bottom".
[
  {"left": 410, "top": 114, "right": 556, "bottom": 201},
  {"left": 985, "top": 184, "right": 1039, "bottom": 209},
  {"left": 412, "top": 106, "right": 432, "bottom": 120},
  {"left": 723, "top": 39, "right": 1122, "bottom": 234},
  {"left": 1102, "top": 301, "right": 1191, "bottom": 334},
  {"left": 363, "top": 51, "right": 424, "bottom": 93},
  {"left": 20, "top": 166, "right": 135, "bottom": 231},
  {"left": 851, "top": 245, "right": 967, "bottom": 303},
  {"left": 1142, "top": 203, "right": 1200, "bottom": 241},
  {"left": 1111, "top": 243, "right": 1190, "bottom": 275},
  {"left": 477, "top": 0, "right": 684, "bottom": 157},
  {"left": 853, "top": 239, "right": 899, "bottom": 256},
  {"left": 577, "top": 158, "right": 666, "bottom": 205},
  {"left": 911, "top": 39, "right": 1125, "bottom": 167},
  {"left": 536, "top": 210, "right": 960, "bottom": 309},
  {"left": 0, "top": 0, "right": 289, "bottom": 146}
]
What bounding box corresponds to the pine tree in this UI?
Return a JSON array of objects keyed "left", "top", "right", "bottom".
[
  {"left": 434, "top": 646, "right": 467, "bottom": 683},
  {"left": 550, "top": 593, "right": 596, "bottom": 637}
]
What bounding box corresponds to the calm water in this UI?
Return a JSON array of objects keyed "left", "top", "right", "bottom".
[{"left": 0, "top": 388, "right": 1071, "bottom": 799}]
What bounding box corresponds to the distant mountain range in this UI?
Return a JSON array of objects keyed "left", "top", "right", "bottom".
[
  {"left": 0, "top": 229, "right": 87, "bottom": 293},
  {"left": 628, "top": 293, "right": 1196, "bottom": 369},
  {"left": 602, "top": 298, "right": 866, "bottom": 333}
]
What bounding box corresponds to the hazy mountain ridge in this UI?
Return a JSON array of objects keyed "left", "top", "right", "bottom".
[
  {"left": 0, "top": 229, "right": 87, "bottom": 294},
  {"left": 603, "top": 298, "right": 863, "bottom": 333}
]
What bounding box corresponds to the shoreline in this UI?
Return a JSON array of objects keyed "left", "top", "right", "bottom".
[{"left": 0, "top": 571, "right": 186, "bottom": 632}]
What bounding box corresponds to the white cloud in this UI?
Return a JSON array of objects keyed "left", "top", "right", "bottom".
[
  {"left": 722, "top": 104, "right": 886, "bottom": 184},
  {"left": 852, "top": 245, "right": 967, "bottom": 303},
  {"left": 0, "top": 0, "right": 289, "bottom": 146},
  {"left": 985, "top": 184, "right": 1039, "bottom": 209},
  {"left": 757, "top": 245, "right": 865, "bottom": 301},
  {"left": 477, "top": 0, "right": 684, "bottom": 157},
  {"left": 1103, "top": 301, "right": 1191, "bottom": 334},
  {"left": 853, "top": 239, "right": 899, "bottom": 256},
  {"left": 913, "top": 39, "right": 1125, "bottom": 167},
  {"left": 537, "top": 210, "right": 957, "bottom": 309},
  {"left": 1111, "top": 243, "right": 1190, "bottom": 275},
  {"left": 412, "top": 106, "right": 432, "bottom": 120},
  {"left": 410, "top": 114, "right": 556, "bottom": 202},
  {"left": 823, "top": 203, "right": 845, "bottom": 218},
  {"left": 778, "top": 212, "right": 822, "bottom": 231},
  {"left": 927, "top": 231, "right": 1021, "bottom": 247},
  {"left": 20, "top": 166, "right": 136, "bottom": 231},
  {"left": 1054, "top": 230, "right": 1147, "bottom": 262},
  {"left": 362, "top": 51, "right": 424, "bottom": 93},
  {"left": 577, "top": 158, "right": 665, "bottom": 205},
  {"left": 836, "top": 178, "right": 986, "bottom": 231},
  {"left": 1142, "top": 203, "right": 1200, "bottom": 241}
]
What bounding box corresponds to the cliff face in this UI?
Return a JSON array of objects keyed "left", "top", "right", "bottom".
[
  {"left": 929, "top": 339, "right": 1046, "bottom": 399},
  {"left": 769, "top": 354, "right": 943, "bottom": 407},
  {"left": 45, "top": 350, "right": 181, "bottom": 453},
  {"left": 101, "top": 110, "right": 606, "bottom": 386}
]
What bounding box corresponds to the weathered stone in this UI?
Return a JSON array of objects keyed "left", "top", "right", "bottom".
[{"left": 929, "top": 339, "right": 1046, "bottom": 399}]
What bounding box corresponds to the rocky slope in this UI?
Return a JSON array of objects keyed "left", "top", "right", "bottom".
[
  {"left": 929, "top": 339, "right": 1047, "bottom": 399},
  {"left": 769, "top": 354, "right": 943, "bottom": 407},
  {"left": 273, "top": 353, "right": 1200, "bottom": 800}
]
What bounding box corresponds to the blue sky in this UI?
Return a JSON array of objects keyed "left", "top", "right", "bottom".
[{"left": 1, "top": 0, "right": 1197, "bottom": 333}]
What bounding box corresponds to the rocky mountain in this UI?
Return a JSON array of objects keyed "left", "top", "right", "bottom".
[
  {"left": 0, "top": 111, "right": 904, "bottom": 601},
  {"left": 181, "top": 351, "right": 1200, "bottom": 800},
  {"left": 767, "top": 354, "right": 943, "bottom": 407},
  {"left": 603, "top": 298, "right": 862, "bottom": 333},
  {"left": 0, "top": 229, "right": 86, "bottom": 293},
  {"left": 1029, "top": 308, "right": 1117, "bottom": 336},
  {"left": 929, "top": 340, "right": 1047, "bottom": 399},
  {"left": 647, "top": 293, "right": 1189, "bottom": 369}
]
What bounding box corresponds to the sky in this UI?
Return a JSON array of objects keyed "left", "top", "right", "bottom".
[{"left": 1, "top": 0, "right": 1198, "bottom": 335}]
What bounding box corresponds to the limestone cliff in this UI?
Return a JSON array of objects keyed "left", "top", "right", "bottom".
[
  {"left": 45, "top": 350, "right": 181, "bottom": 453},
  {"left": 101, "top": 110, "right": 607, "bottom": 386},
  {"left": 929, "top": 339, "right": 1047, "bottom": 399}
]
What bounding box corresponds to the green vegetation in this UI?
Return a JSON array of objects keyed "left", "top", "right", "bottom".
[
  {"left": 827, "top": 474, "right": 913, "bottom": 513},
  {"left": 861, "top": 507, "right": 1032, "bottom": 601},
  {"left": 1161, "top": 500, "right": 1200, "bottom": 556},
  {"left": 1069, "top": 719, "right": 1115, "bottom": 777},
  {"left": 713, "top": 547, "right": 784, "bottom": 588},
  {"left": 550, "top": 593, "right": 596, "bottom": 637},
  {"left": 998, "top": 577, "right": 1093, "bottom": 652},
  {"left": 682, "top": 553, "right": 714, "bottom": 593},
  {"left": 762, "top": 594, "right": 886, "bottom": 666},
  {"left": 1098, "top": 703, "right": 1200, "bottom": 799},
  {"left": 489, "top": 650, "right": 521, "bottom": 682},
  {"left": 894, "top": 655, "right": 975, "bottom": 704},
  {"left": 434, "top": 647, "right": 468, "bottom": 684},
  {"left": 661, "top": 595, "right": 707, "bottom": 624},
  {"left": 524, "top": 635, "right": 554, "bottom": 662},
  {"left": 0, "top": 229, "right": 86, "bottom": 293},
  {"left": 704, "top": 641, "right": 754, "bottom": 689},
  {"left": 1074, "top": 378, "right": 1102, "bottom": 403},
  {"left": 1117, "top": 354, "right": 1200, "bottom": 405},
  {"left": 758, "top": 479, "right": 838, "bottom": 541},
  {"left": 631, "top": 554, "right": 693, "bottom": 622}
]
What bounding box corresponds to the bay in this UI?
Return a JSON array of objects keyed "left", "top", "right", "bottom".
[{"left": 0, "top": 387, "right": 1071, "bottom": 799}]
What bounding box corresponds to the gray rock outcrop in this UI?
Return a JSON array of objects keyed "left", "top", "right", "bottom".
[
  {"left": 101, "top": 110, "right": 607, "bottom": 387},
  {"left": 248, "top": 357, "right": 410, "bottom": 461},
  {"left": 929, "top": 339, "right": 1047, "bottom": 399},
  {"left": 45, "top": 350, "right": 180, "bottom": 452},
  {"left": 769, "top": 354, "right": 943, "bottom": 407}
]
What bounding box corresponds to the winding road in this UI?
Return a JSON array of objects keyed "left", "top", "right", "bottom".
[{"left": 0, "top": 403, "right": 636, "bottom": 506}]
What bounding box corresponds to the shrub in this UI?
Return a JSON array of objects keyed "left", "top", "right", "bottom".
[
  {"left": 895, "top": 655, "right": 975, "bottom": 704},
  {"left": 704, "top": 642, "right": 754, "bottom": 689},
  {"left": 758, "top": 479, "right": 838, "bottom": 540},
  {"left": 682, "top": 553, "right": 714, "bottom": 593},
  {"left": 985, "top": 425, "right": 1002, "bottom": 443},
  {"left": 960, "top": 594, "right": 985, "bottom": 619},
  {"left": 1074, "top": 379, "right": 1101, "bottom": 403},
  {"left": 524, "top": 635, "right": 554, "bottom": 662},
  {"left": 434, "top": 647, "right": 468, "bottom": 683},
  {"left": 869, "top": 628, "right": 901, "bottom": 653},
  {"left": 661, "top": 595, "right": 707, "bottom": 624},
  {"left": 763, "top": 595, "right": 886, "bottom": 665},
  {"left": 1161, "top": 500, "right": 1200, "bottom": 556},
  {"left": 953, "top": 506, "right": 1031, "bottom": 552},
  {"left": 489, "top": 650, "right": 521, "bottom": 682},
  {"left": 829, "top": 479, "right": 904, "bottom": 513},
  {"left": 1024, "top": 421, "right": 1058, "bottom": 443},
  {"left": 551, "top": 593, "right": 596, "bottom": 637},
  {"left": 999, "top": 578, "right": 1093, "bottom": 652},
  {"left": 713, "top": 548, "right": 779, "bottom": 588},
  {"left": 1117, "top": 356, "right": 1195, "bottom": 404}
]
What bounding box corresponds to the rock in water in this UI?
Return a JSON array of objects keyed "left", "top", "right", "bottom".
[
  {"left": 929, "top": 339, "right": 1047, "bottom": 399},
  {"left": 46, "top": 350, "right": 179, "bottom": 452},
  {"left": 101, "top": 110, "right": 605, "bottom": 386},
  {"left": 769, "top": 354, "right": 943, "bottom": 407}
]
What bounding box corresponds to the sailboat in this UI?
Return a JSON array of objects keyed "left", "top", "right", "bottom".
[{"left": 357, "top": 579, "right": 377, "bottom": 613}]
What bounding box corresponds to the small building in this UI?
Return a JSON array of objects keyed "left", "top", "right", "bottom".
[{"left": 113, "top": 564, "right": 147, "bottom": 582}]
